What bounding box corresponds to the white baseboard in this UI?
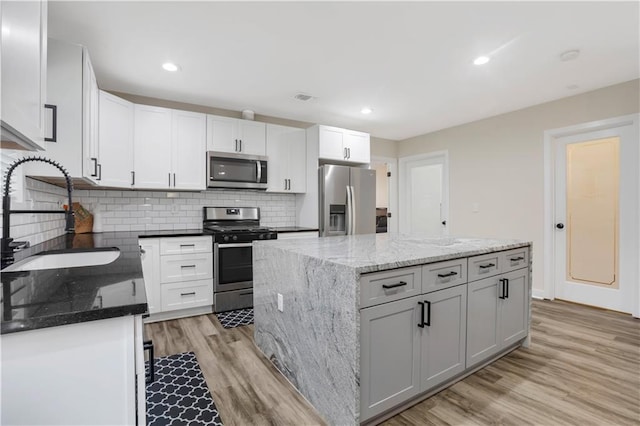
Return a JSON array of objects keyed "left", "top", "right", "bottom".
[{"left": 532, "top": 288, "right": 545, "bottom": 300}]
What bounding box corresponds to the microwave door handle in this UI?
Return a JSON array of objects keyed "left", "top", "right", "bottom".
[{"left": 256, "top": 161, "right": 262, "bottom": 183}]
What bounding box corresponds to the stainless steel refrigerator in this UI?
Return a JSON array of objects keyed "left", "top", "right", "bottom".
[{"left": 319, "top": 165, "right": 376, "bottom": 237}]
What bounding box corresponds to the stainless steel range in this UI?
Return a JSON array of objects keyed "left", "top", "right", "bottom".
[{"left": 203, "top": 207, "right": 277, "bottom": 313}]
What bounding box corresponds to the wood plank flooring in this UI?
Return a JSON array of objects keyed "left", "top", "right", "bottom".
[{"left": 144, "top": 300, "right": 640, "bottom": 425}]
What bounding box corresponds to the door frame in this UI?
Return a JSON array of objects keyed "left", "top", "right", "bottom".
[
  {"left": 398, "top": 151, "right": 449, "bottom": 235},
  {"left": 371, "top": 156, "right": 399, "bottom": 234},
  {"left": 543, "top": 113, "right": 639, "bottom": 317}
]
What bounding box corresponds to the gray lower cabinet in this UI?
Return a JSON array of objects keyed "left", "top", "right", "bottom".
[
  {"left": 466, "top": 267, "right": 529, "bottom": 368},
  {"left": 360, "top": 285, "right": 468, "bottom": 421},
  {"left": 420, "top": 284, "right": 467, "bottom": 391},
  {"left": 360, "top": 295, "right": 421, "bottom": 421}
]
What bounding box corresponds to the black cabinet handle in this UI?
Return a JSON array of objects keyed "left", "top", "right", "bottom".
[
  {"left": 180, "top": 292, "right": 196, "bottom": 296},
  {"left": 173, "top": 173, "right": 176, "bottom": 187},
  {"left": 131, "top": 171, "right": 135, "bottom": 186},
  {"left": 425, "top": 300, "right": 431, "bottom": 326},
  {"left": 180, "top": 244, "right": 195, "bottom": 248},
  {"left": 44, "top": 104, "right": 57, "bottom": 142},
  {"left": 180, "top": 264, "right": 196, "bottom": 268},
  {"left": 168, "top": 172, "right": 171, "bottom": 186},
  {"left": 91, "top": 158, "right": 98, "bottom": 177},
  {"left": 382, "top": 281, "right": 407, "bottom": 289},
  {"left": 97, "top": 164, "right": 102, "bottom": 181},
  {"left": 499, "top": 278, "right": 506, "bottom": 299},
  {"left": 510, "top": 256, "right": 524, "bottom": 261},
  {"left": 418, "top": 301, "right": 425, "bottom": 328},
  {"left": 239, "top": 139, "right": 242, "bottom": 152},
  {"left": 437, "top": 271, "right": 458, "bottom": 278},
  {"left": 479, "top": 263, "right": 495, "bottom": 269},
  {"left": 144, "top": 340, "right": 154, "bottom": 384},
  {"left": 505, "top": 278, "right": 509, "bottom": 299}
]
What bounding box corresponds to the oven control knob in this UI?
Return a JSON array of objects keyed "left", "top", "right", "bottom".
[
  {"left": 223, "top": 235, "right": 230, "bottom": 242},
  {"left": 232, "top": 235, "right": 238, "bottom": 241}
]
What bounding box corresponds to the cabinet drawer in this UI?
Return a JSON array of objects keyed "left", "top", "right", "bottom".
[
  {"left": 360, "top": 266, "right": 422, "bottom": 309},
  {"left": 422, "top": 258, "right": 468, "bottom": 294},
  {"left": 161, "top": 279, "right": 213, "bottom": 312},
  {"left": 468, "top": 252, "right": 502, "bottom": 282},
  {"left": 160, "top": 252, "right": 213, "bottom": 283},
  {"left": 160, "top": 236, "right": 211, "bottom": 255},
  {"left": 501, "top": 247, "right": 529, "bottom": 273}
]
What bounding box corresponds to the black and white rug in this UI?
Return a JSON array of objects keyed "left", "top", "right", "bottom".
[
  {"left": 215, "top": 308, "right": 254, "bottom": 328},
  {"left": 146, "top": 352, "right": 223, "bottom": 426}
]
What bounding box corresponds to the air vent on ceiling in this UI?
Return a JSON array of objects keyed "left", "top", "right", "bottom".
[{"left": 294, "top": 93, "right": 314, "bottom": 101}]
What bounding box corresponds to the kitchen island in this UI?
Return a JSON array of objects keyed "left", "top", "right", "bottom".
[{"left": 253, "top": 234, "right": 532, "bottom": 425}]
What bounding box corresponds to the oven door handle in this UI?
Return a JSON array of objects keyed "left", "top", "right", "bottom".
[{"left": 217, "top": 243, "right": 254, "bottom": 249}]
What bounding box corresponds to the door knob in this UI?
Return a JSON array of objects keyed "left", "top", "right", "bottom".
[
  {"left": 556, "top": 223, "right": 564, "bottom": 229},
  {"left": 441, "top": 220, "right": 447, "bottom": 226}
]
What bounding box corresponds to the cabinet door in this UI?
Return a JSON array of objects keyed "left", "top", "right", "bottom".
[
  {"left": 344, "top": 130, "right": 370, "bottom": 164},
  {"left": 172, "top": 110, "right": 206, "bottom": 190},
  {"left": 466, "top": 276, "right": 501, "bottom": 368},
  {"left": 499, "top": 268, "right": 529, "bottom": 347},
  {"left": 266, "top": 124, "right": 290, "bottom": 192},
  {"left": 133, "top": 105, "right": 172, "bottom": 189},
  {"left": 360, "top": 296, "right": 421, "bottom": 421},
  {"left": 287, "top": 127, "right": 307, "bottom": 193},
  {"left": 0, "top": 0, "right": 47, "bottom": 150},
  {"left": 206, "top": 115, "right": 238, "bottom": 153},
  {"left": 139, "top": 239, "right": 160, "bottom": 314},
  {"left": 318, "top": 125, "right": 345, "bottom": 161},
  {"left": 98, "top": 91, "right": 134, "bottom": 187},
  {"left": 420, "top": 285, "right": 467, "bottom": 391},
  {"left": 82, "top": 50, "right": 100, "bottom": 183},
  {"left": 238, "top": 120, "right": 266, "bottom": 155}
]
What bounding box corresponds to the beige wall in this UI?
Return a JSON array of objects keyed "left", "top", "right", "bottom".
[
  {"left": 371, "top": 136, "right": 398, "bottom": 158},
  {"left": 397, "top": 79, "right": 640, "bottom": 294}
]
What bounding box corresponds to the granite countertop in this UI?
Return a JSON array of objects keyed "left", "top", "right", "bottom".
[
  {"left": 1, "top": 232, "right": 152, "bottom": 335},
  {"left": 258, "top": 233, "right": 531, "bottom": 274}
]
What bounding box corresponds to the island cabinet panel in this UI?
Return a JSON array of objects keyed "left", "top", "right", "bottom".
[
  {"left": 422, "top": 258, "right": 468, "bottom": 293},
  {"left": 360, "top": 266, "right": 422, "bottom": 309},
  {"left": 360, "top": 296, "right": 422, "bottom": 421},
  {"left": 466, "top": 276, "right": 501, "bottom": 367},
  {"left": 500, "top": 268, "right": 529, "bottom": 347},
  {"left": 419, "top": 285, "right": 467, "bottom": 391}
]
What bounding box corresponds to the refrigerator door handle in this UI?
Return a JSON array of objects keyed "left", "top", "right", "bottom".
[
  {"left": 346, "top": 185, "right": 352, "bottom": 235},
  {"left": 350, "top": 185, "right": 356, "bottom": 234}
]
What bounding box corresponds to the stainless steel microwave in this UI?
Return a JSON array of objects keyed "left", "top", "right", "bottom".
[{"left": 207, "top": 151, "right": 268, "bottom": 190}]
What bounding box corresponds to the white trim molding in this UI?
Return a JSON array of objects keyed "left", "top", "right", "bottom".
[
  {"left": 543, "top": 113, "right": 640, "bottom": 317},
  {"left": 371, "top": 156, "right": 399, "bottom": 235}
]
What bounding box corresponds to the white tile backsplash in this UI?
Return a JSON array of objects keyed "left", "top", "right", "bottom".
[{"left": 4, "top": 179, "right": 298, "bottom": 245}]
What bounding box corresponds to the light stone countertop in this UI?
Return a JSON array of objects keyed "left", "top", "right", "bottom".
[{"left": 258, "top": 233, "right": 531, "bottom": 274}]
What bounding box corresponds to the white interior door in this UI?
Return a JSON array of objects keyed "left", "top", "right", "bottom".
[
  {"left": 371, "top": 157, "right": 398, "bottom": 234},
  {"left": 399, "top": 152, "right": 449, "bottom": 236},
  {"left": 554, "top": 120, "right": 639, "bottom": 313}
]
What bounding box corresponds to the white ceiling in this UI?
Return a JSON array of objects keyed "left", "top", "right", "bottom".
[{"left": 48, "top": 1, "right": 639, "bottom": 141}]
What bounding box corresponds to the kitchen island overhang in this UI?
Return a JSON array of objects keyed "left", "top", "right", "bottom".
[{"left": 253, "top": 234, "right": 532, "bottom": 425}]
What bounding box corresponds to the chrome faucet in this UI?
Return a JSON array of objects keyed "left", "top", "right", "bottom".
[{"left": 1, "top": 156, "right": 75, "bottom": 269}]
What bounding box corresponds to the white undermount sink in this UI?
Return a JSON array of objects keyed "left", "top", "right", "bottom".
[{"left": 2, "top": 249, "right": 121, "bottom": 273}]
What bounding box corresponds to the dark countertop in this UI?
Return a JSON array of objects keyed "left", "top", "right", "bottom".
[
  {"left": 271, "top": 227, "right": 319, "bottom": 233},
  {"left": 1, "top": 232, "right": 150, "bottom": 335}
]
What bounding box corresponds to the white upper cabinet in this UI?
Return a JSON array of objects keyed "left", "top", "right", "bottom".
[
  {"left": 133, "top": 105, "right": 173, "bottom": 189},
  {"left": 266, "top": 124, "right": 306, "bottom": 193},
  {"left": 314, "top": 125, "right": 370, "bottom": 164},
  {"left": 206, "top": 115, "right": 266, "bottom": 156},
  {"left": 134, "top": 105, "right": 205, "bottom": 190},
  {"left": 172, "top": 110, "right": 206, "bottom": 190},
  {"left": 0, "top": 0, "right": 48, "bottom": 151},
  {"left": 99, "top": 91, "right": 134, "bottom": 187},
  {"left": 24, "top": 38, "right": 99, "bottom": 183}
]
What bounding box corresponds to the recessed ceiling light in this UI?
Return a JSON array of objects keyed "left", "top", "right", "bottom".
[
  {"left": 361, "top": 107, "right": 373, "bottom": 114},
  {"left": 560, "top": 50, "right": 580, "bottom": 62},
  {"left": 473, "top": 56, "right": 490, "bottom": 66},
  {"left": 162, "top": 62, "right": 180, "bottom": 72}
]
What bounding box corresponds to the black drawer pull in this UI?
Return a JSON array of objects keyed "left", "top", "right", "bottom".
[
  {"left": 180, "top": 244, "right": 196, "bottom": 248},
  {"left": 180, "top": 264, "right": 196, "bottom": 268},
  {"left": 144, "top": 340, "right": 154, "bottom": 384},
  {"left": 479, "top": 263, "right": 495, "bottom": 269},
  {"left": 437, "top": 271, "right": 458, "bottom": 278},
  {"left": 239, "top": 291, "right": 253, "bottom": 296},
  {"left": 382, "top": 281, "right": 407, "bottom": 289},
  {"left": 180, "top": 292, "right": 196, "bottom": 296},
  {"left": 418, "top": 301, "right": 425, "bottom": 328},
  {"left": 510, "top": 256, "right": 524, "bottom": 261}
]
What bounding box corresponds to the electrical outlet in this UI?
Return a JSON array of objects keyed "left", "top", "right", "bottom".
[{"left": 277, "top": 293, "right": 284, "bottom": 312}]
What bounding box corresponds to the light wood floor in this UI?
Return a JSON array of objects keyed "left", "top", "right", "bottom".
[{"left": 145, "top": 300, "right": 640, "bottom": 425}]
